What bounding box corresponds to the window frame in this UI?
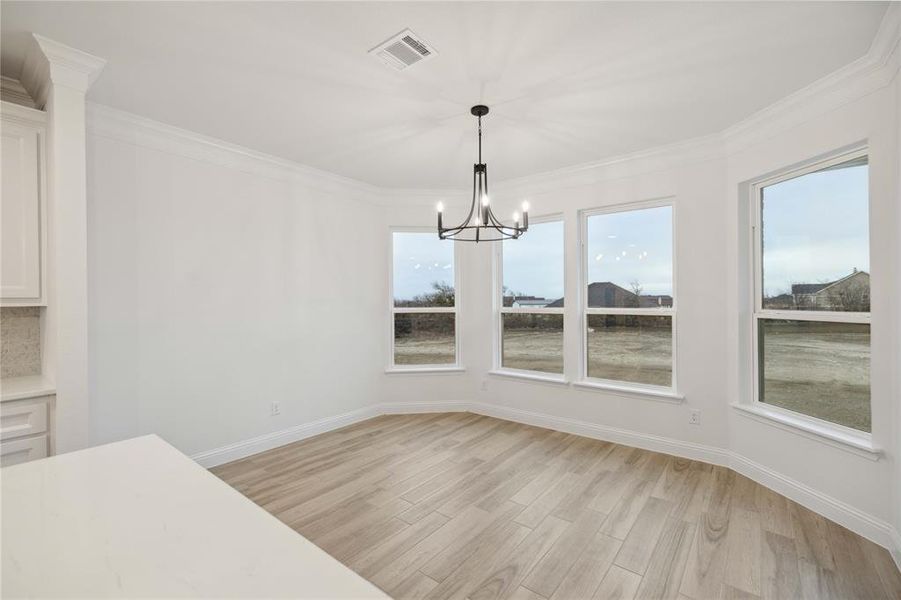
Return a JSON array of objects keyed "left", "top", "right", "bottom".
[
  {"left": 747, "top": 146, "right": 873, "bottom": 443},
  {"left": 387, "top": 226, "right": 463, "bottom": 373},
  {"left": 577, "top": 198, "right": 678, "bottom": 396},
  {"left": 492, "top": 213, "right": 567, "bottom": 382}
]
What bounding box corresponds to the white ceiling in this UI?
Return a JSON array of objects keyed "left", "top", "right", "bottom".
[{"left": 0, "top": 2, "right": 888, "bottom": 189}]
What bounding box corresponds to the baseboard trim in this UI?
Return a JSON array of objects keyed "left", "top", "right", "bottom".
[
  {"left": 191, "top": 399, "right": 900, "bottom": 560},
  {"left": 191, "top": 405, "right": 380, "bottom": 468},
  {"left": 729, "top": 453, "right": 897, "bottom": 556},
  {"left": 379, "top": 401, "right": 475, "bottom": 414},
  {"left": 890, "top": 527, "right": 901, "bottom": 573},
  {"left": 469, "top": 402, "right": 731, "bottom": 467}
]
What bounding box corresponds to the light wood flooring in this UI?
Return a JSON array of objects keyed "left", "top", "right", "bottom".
[{"left": 212, "top": 413, "right": 901, "bottom": 600}]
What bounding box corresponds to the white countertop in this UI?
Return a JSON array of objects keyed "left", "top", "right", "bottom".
[
  {"left": 0, "top": 374, "right": 55, "bottom": 402},
  {"left": 1, "top": 435, "right": 389, "bottom": 599}
]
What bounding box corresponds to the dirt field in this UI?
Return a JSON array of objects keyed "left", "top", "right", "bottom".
[
  {"left": 586, "top": 327, "right": 672, "bottom": 387},
  {"left": 760, "top": 322, "right": 870, "bottom": 432},
  {"left": 393, "top": 333, "right": 455, "bottom": 365},
  {"left": 396, "top": 324, "right": 870, "bottom": 432},
  {"left": 502, "top": 330, "right": 565, "bottom": 374}
]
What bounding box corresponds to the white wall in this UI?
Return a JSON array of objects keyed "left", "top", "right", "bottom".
[
  {"left": 894, "top": 62, "right": 901, "bottom": 564},
  {"left": 86, "top": 107, "right": 385, "bottom": 456},
  {"left": 376, "top": 30, "right": 901, "bottom": 553},
  {"left": 78, "top": 7, "right": 900, "bottom": 560},
  {"left": 725, "top": 85, "right": 898, "bottom": 542}
]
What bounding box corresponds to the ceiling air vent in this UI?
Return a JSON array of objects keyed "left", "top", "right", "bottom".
[{"left": 369, "top": 29, "right": 437, "bottom": 71}]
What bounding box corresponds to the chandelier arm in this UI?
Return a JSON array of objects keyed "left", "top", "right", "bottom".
[
  {"left": 487, "top": 206, "right": 504, "bottom": 228},
  {"left": 442, "top": 168, "right": 478, "bottom": 234}
]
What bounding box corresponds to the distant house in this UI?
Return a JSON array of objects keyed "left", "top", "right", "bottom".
[
  {"left": 503, "top": 295, "right": 551, "bottom": 308},
  {"left": 789, "top": 270, "right": 869, "bottom": 311},
  {"left": 545, "top": 282, "right": 672, "bottom": 308}
]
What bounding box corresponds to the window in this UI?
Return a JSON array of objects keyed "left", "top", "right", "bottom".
[
  {"left": 496, "top": 218, "right": 565, "bottom": 375},
  {"left": 752, "top": 150, "right": 870, "bottom": 433},
  {"left": 390, "top": 230, "right": 458, "bottom": 369},
  {"left": 582, "top": 202, "right": 674, "bottom": 390}
]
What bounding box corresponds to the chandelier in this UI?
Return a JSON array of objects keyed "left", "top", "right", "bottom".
[{"left": 437, "top": 105, "right": 529, "bottom": 242}]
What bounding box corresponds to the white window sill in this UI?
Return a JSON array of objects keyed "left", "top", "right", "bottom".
[
  {"left": 385, "top": 366, "right": 466, "bottom": 375},
  {"left": 731, "top": 403, "right": 882, "bottom": 461},
  {"left": 572, "top": 380, "right": 684, "bottom": 404},
  {"left": 488, "top": 370, "right": 569, "bottom": 386}
]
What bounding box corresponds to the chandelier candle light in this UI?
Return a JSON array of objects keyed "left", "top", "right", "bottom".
[{"left": 437, "top": 105, "right": 529, "bottom": 242}]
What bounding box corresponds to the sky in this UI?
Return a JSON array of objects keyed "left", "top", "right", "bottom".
[
  {"left": 762, "top": 159, "right": 869, "bottom": 297},
  {"left": 393, "top": 232, "right": 454, "bottom": 302},
  {"left": 393, "top": 159, "right": 868, "bottom": 303},
  {"left": 586, "top": 205, "right": 673, "bottom": 296},
  {"left": 503, "top": 220, "right": 565, "bottom": 300}
]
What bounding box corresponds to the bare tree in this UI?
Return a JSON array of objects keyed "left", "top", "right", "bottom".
[
  {"left": 827, "top": 281, "right": 869, "bottom": 312},
  {"left": 628, "top": 280, "right": 643, "bottom": 308}
]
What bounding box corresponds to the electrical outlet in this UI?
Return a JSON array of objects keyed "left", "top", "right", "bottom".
[
  {"left": 689, "top": 409, "right": 700, "bottom": 425},
  {"left": 271, "top": 401, "right": 281, "bottom": 416},
  {"left": 481, "top": 379, "right": 489, "bottom": 392}
]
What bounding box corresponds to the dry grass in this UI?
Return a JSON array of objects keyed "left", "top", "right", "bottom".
[{"left": 395, "top": 325, "right": 870, "bottom": 432}]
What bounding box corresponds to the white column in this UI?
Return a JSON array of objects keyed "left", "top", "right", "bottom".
[{"left": 21, "top": 35, "right": 105, "bottom": 453}]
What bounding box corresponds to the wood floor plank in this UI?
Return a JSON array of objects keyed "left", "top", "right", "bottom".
[
  {"left": 313, "top": 497, "right": 413, "bottom": 562},
  {"left": 424, "top": 520, "right": 531, "bottom": 600},
  {"left": 511, "top": 462, "right": 570, "bottom": 507},
  {"left": 600, "top": 454, "right": 667, "bottom": 540},
  {"left": 593, "top": 565, "right": 642, "bottom": 600},
  {"left": 515, "top": 470, "right": 583, "bottom": 527},
  {"left": 754, "top": 485, "right": 793, "bottom": 538},
  {"left": 679, "top": 511, "right": 729, "bottom": 599},
  {"left": 723, "top": 507, "right": 762, "bottom": 596},
  {"left": 717, "top": 584, "right": 761, "bottom": 600},
  {"left": 824, "top": 520, "right": 889, "bottom": 600},
  {"left": 552, "top": 462, "right": 611, "bottom": 522},
  {"left": 510, "top": 586, "right": 549, "bottom": 600},
  {"left": 210, "top": 413, "right": 891, "bottom": 600},
  {"left": 522, "top": 508, "right": 608, "bottom": 598},
  {"left": 857, "top": 535, "right": 901, "bottom": 599},
  {"left": 369, "top": 504, "right": 492, "bottom": 591},
  {"left": 635, "top": 517, "right": 695, "bottom": 600},
  {"left": 788, "top": 500, "right": 836, "bottom": 572},
  {"left": 390, "top": 571, "right": 440, "bottom": 600},
  {"left": 349, "top": 511, "right": 450, "bottom": 578},
  {"left": 421, "top": 501, "right": 524, "bottom": 582},
  {"left": 614, "top": 497, "right": 675, "bottom": 575},
  {"left": 549, "top": 531, "right": 621, "bottom": 600},
  {"left": 760, "top": 531, "right": 801, "bottom": 600},
  {"left": 467, "top": 515, "right": 570, "bottom": 600}
]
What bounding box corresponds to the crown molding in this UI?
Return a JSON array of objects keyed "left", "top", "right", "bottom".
[
  {"left": 87, "top": 103, "right": 381, "bottom": 205},
  {"left": 491, "top": 131, "right": 725, "bottom": 198},
  {"left": 20, "top": 34, "right": 106, "bottom": 108},
  {"left": 81, "top": 3, "right": 901, "bottom": 205},
  {"left": 0, "top": 76, "right": 37, "bottom": 109},
  {"left": 372, "top": 186, "right": 469, "bottom": 208},
  {"left": 490, "top": 4, "right": 901, "bottom": 198},
  {"left": 720, "top": 3, "right": 900, "bottom": 155},
  {"left": 1, "top": 99, "right": 47, "bottom": 127}
]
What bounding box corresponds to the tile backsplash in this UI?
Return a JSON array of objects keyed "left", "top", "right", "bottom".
[{"left": 1, "top": 307, "right": 41, "bottom": 378}]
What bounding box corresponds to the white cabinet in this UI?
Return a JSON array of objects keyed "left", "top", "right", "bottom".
[
  {"left": 0, "top": 395, "right": 51, "bottom": 467},
  {"left": 1, "top": 101, "right": 46, "bottom": 305}
]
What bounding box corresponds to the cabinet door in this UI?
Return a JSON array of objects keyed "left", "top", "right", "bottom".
[
  {"left": 0, "top": 435, "right": 47, "bottom": 467},
  {"left": 1, "top": 120, "right": 42, "bottom": 300}
]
